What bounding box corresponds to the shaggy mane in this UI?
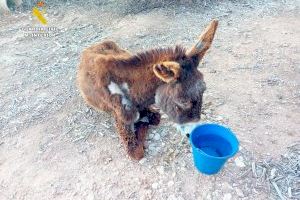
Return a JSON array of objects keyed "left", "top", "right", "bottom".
[{"left": 116, "top": 45, "right": 186, "bottom": 67}]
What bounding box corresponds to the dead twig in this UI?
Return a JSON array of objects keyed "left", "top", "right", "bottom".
[{"left": 271, "top": 181, "right": 285, "bottom": 200}]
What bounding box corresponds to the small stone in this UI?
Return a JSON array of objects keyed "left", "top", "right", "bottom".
[
  {"left": 216, "top": 116, "right": 223, "bottom": 121},
  {"left": 281, "top": 43, "right": 290, "bottom": 47},
  {"left": 161, "top": 114, "right": 168, "bottom": 119},
  {"left": 104, "top": 157, "right": 112, "bottom": 165},
  {"left": 167, "top": 195, "right": 177, "bottom": 200},
  {"left": 222, "top": 182, "right": 233, "bottom": 190},
  {"left": 139, "top": 158, "right": 147, "bottom": 164},
  {"left": 167, "top": 181, "right": 174, "bottom": 187},
  {"left": 270, "top": 168, "right": 276, "bottom": 179},
  {"left": 172, "top": 172, "right": 176, "bottom": 177},
  {"left": 144, "top": 141, "right": 149, "bottom": 148},
  {"left": 53, "top": 10, "right": 59, "bottom": 16},
  {"left": 232, "top": 183, "right": 238, "bottom": 187},
  {"left": 151, "top": 182, "right": 159, "bottom": 189},
  {"left": 181, "top": 161, "right": 186, "bottom": 168},
  {"left": 234, "top": 156, "right": 246, "bottom": 168},
  {"left": 206, "top": 193, "right": 212, "bottom": 200},
  {"left": 149, "top": 144, "right": 156, "bottom": 151},
  {"left": 156, "top": 166, "right": 164, "bottom": 174},
  {"left": 154, "top": 133, "right": 160, "bottom": 141},
  {"left": 62, "top": 57, "right": 69, "bottom": 62},
  {"left": 235, "top": 188, "right": 244, "bottom": 197},
  {"left": 223, "top": 193, "right": 232, "bottom": 200},
  {"left": 149, "top": 133, "right": 154, "bottom": 139}
]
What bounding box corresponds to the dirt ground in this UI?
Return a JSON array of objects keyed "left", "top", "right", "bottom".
[{"left": 0, "top": 0, "right": 299, "bottom": 200}]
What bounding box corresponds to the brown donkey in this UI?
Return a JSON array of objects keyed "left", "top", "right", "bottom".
[{"left": 77, "top": 20, "right": 218, "bottom": 160}]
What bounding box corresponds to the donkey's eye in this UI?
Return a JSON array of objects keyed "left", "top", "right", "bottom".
[
  {"left": 180, "top": 101, "right": 192, "bottom": 109},
  {"left": 175, "top": 101, "right": 191, "bottom": 111}
]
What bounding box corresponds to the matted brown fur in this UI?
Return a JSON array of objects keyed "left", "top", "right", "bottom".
[{"left": 77, "top": 20, "right": 218, "bottom": 160}]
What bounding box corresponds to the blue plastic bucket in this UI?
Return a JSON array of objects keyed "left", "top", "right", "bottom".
[{"left": 190, "top": 123, "right": 239, "bottom": 175}]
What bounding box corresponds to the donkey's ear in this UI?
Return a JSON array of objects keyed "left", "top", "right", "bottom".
[
  {"left": 186, "top": 19, "right": 218, "bottom": 61},
  {"left": 153, "top": 61, "right": 181, "bottom": 83}
]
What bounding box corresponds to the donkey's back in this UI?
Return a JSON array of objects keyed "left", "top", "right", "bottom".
[{"left": 84, "top": 40, "right": 131, "bottom": 57}]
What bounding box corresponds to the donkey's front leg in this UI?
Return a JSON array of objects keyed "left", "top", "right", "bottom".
[
  {"left": 139, "top": 108, "right": 161, "bottom": 126},
  {"left": 109, "top": 94, "right": 140, "bottom": 125},
  {"left": 115, "top": 118, "right": 146, "bottom": 160}
]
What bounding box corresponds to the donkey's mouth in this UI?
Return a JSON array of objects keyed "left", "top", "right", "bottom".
[
  {"left": 174, "top": 122, "right": 200, "bottom": 136},
  {"left": 176, "top": 115, "right": 201, "bottom": 125}
]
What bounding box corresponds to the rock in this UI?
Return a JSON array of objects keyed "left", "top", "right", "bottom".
[
  {"left": 167, "top": 181, "right": 174, "bottom": 187},
  {"left": 206, "top": 193, "right": 212, "bottom": 200},
  {"left": 104, "top": 157, "right": 112, "bottom": 165},
  {"left": 149, "top": 144, "right": 156, "bottom": 151},
  {"left": 151, "top": 182, "right": 159, "bottom": 189},
  {"left": 62, "top": 57, "right": 69, "bottom": 62},
  {"left": 53, "top": 10, "right": 59, "bottom": 16},
  {"left": 222, "top": 182, "right": 233, "bottom": 190},
  {"left": 270, "top": 168, "right": 277, "bottom": 179},
  {"left": 216, "top": 115, "right": 223, "bottom": 121},
  {"left": 144, "top": 140, "right": 149, "bottom": 148},
  {"left": 234, "top": 156, "right": 246, "bottom": 168},
  {"left": 172, "top": 172, "right": 176, "bottom": 177},
  {"left": 139, "top": 158, "right": 147, "bottom": 165},
  {"left": 161, "top": 114, "right": 168, "bottom": 119},
  {"left": 223, "top": 193, "right": 232, "bottom": 200},
  {"left": 154, "top": 133, "right": 160, "bottom": 140},
  {"left": 149, "top": 133, "right": 154, "bottom": 139},
  {"left": 181, "top": 161, "right": 186, "bottom": 168},
  {"left": 235, "top": 188, "right": 244, "bottom": 197},
  {"left": 156, "top": 166, "right": 164, "bottom": 174},
  {"left": 149, "top": 144, "right": 159, "bottom": 156},
  {"left": 167, "top": 195, "right": 176, "bottom": 200}
]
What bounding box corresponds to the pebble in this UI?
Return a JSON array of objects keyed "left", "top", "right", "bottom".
[
  {"left": 206, "top": 193, "right": 212, "bottom": 200},
  {"left": 234, "top": 156, "right": 246, "bottom": 168},
  {"left": 235, "top": 188, "right": 244, "bottom": 197},
  {"left": 156, "top": 166, "right": 164, "bottom": 174},
  {"left": 167, "top": 181, "right": 174, "bottom": 187},
  {"left": 149, "top": 133, "right": 154, "bottom": 139},
  {"left": 172, "top": 172, "right": 176, "bottom": 177},
  {"left": 222, "top": 182, "right": 233, "bottom": 190},
  {"left": 149, "top": 144, "right": 156, "bottom": 151},
  {"left": 62, "top": 57, "right": 69, "bottom": 62},
  {"left": 139, "top": 158, "right": 147, "bottom": 165},
  {"left": 104, "top": 157, "right": 112, "bottom": 165},
  {"left": 151, "top": 182, "right": 159, "bottom": 189},
  {"left": 161, "top": 114, "right": 168, "bottom": 119},
  {"left": 154, "top": 133, "right": 161, "bottom": 140},
  {"left": 216, "top": 116, "right": 223, "bottom": 121},
  {"left": 270, "top": 168, "right": 276, "bottom": 179},
  {"left": 53, "top": 10, "right": 59, "bottom": 16},
  {"left": 167, "top": 195, "right": 176, "bottom": 200},
  {"left": 223, "top": 193, "right": 232, "bottom": 200}
]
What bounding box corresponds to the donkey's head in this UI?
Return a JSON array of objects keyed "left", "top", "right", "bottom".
[{"left": 154, "top": 20, "right": 218, "bottom": 124}]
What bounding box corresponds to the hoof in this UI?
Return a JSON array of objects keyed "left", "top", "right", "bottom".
[
  {"left": 127, "top": 143, "right": 144, "bottom": 160},
  {"left": 147, "top": 112, "right": 161, "bottom": 125}
]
